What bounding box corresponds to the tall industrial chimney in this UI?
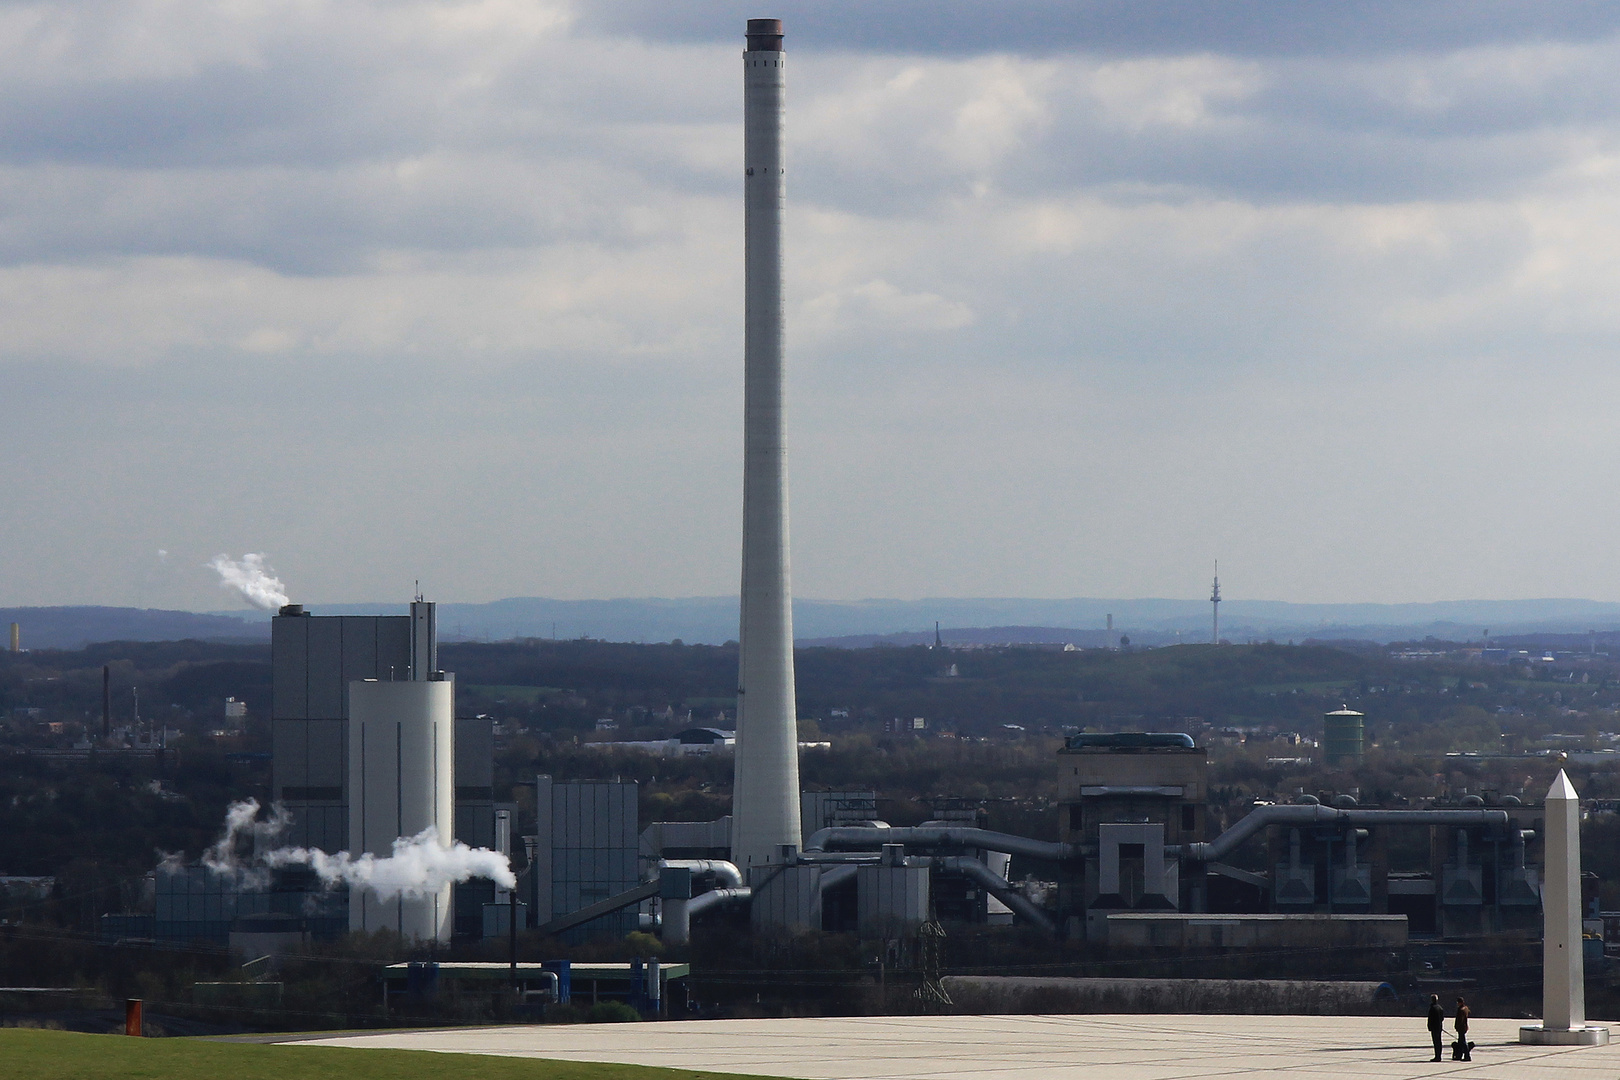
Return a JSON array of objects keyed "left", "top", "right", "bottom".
[{"left": 732, "top": 17, "right": 802, "bottom": 871}]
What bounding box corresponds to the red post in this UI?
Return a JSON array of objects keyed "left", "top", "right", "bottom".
[{"left": 124, "top": 998, "right": 142, "bottom": 1036}]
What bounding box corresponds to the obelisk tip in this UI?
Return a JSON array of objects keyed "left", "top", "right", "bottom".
[{"left": 1547, "top": 769, "right": 1578, "bottom": 802}]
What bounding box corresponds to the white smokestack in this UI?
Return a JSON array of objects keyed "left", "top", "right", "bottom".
[
  {"left": 209, "top": 553, "right": 290, "bottom": 610},
  {"left": 731, "top": 17, "right": 803, "bottom": 870},
  {"left": 347, "top": 677, "right": 456, "bottom": 941}
]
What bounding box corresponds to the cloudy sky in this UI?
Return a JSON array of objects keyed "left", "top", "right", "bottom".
[{"left": 4, "top": 0, "right": 1620, "bottom": 611}]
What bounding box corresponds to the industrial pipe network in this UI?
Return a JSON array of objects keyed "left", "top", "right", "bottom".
[
  {"left": 804, "top": 826, "right": 1083, "bottom": 863},
  {"left": 1172, "top": 805, "right": 1510, "bottom": 862}
]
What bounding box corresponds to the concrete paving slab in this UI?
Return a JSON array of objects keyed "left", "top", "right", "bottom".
[{"left": 297, "top": 1013, "right": 1620, "bottom": 1080}]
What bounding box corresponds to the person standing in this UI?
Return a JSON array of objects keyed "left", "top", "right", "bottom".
[
  {"left": 1427, "top": 995, "right": 1445, "bottom": 1061},
  {"left": 1454, "top": 997, "right": 1472, "bottom": 1060}
]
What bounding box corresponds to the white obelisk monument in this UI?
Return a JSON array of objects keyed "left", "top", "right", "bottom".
[
  {"left": 1521, "top": 769, "right": 1609, "bottom": 1044},
  {"left": 731, "top": 17, "right": 802, "bottom": 872}
]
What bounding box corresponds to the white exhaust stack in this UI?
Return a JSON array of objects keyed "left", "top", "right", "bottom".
[
  {"left": 732, "top": 17, "right": 802, "bottom": 871},
  {"left": 348, "top": 675, "right": 455, "bottom": 942}
]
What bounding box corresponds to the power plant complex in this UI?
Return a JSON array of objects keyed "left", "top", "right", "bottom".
[{"left": 100, "top": 28, "right": 1590, "bottom": 1036}]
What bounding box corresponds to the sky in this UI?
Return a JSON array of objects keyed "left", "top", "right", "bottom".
[{"left": 4, "top": 0, "right": 1620, "bottom": 611}]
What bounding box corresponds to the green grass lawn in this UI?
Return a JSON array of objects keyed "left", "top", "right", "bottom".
[{"left": 0, "top": 1029, "right": 771, "bottom": 1080}]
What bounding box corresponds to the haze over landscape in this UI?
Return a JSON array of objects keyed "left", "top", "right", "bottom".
[
  {"left": 10, "top": 595, "right": 1620, "bottom": 650},
  {"left": 5, "top": 1, "right": 1620, "bottom": 616}
]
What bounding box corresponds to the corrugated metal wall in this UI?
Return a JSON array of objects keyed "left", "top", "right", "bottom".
[
  {"left": 271, "top": 613, "right": 415, "bottom": 853},
  {"left": 751, "top": 865, "right": 823, "bottom": 931},
  {"left": 151, "top": 867, "right": 345, "bottom": 943},
  {"left": 857, "top": 865, "right": 930, "bottom": 937},
  {"left": 534, "top": 776, "right": 639, "bottom": 941}
]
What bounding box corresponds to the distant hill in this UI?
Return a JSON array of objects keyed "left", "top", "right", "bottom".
[
  {"left": 396, "top": 596, "right": 1620, "bottom": 646},
  {"left": 0, "top": 606, "right": 269, "bottom": 650},
  {"left": 800, "top": 626, "right": 1131, "bottom": 649},
  {"left": 14, "top": 596, "right": 1620, "bottom": 650}
]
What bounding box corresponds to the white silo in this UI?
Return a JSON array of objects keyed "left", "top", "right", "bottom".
[
  {"left": 347, "top": 675, "right": 455, "bottom": 940},
  {"left": 732, "top": 16, "right": 803, "bottom": 872}
]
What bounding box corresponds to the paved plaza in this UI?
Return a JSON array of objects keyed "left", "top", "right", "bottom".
[{"left": 299, "top": 1013, "right": 1620, "bottom": 1080}]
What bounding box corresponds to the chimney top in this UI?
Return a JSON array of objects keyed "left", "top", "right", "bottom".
[{"left": 746, "top": 18, "right": 783, "bottom": 52}]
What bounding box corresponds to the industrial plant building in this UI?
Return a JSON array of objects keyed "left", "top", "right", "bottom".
[
  {"left": 101, "top": 19, "right": 1572, "bottom": 963},
  {"left": 601, "top": 724, "right": 1550, "bottom": 953},
  {"left": 111, "top": 598, "right": 513, "bottom": 947}
]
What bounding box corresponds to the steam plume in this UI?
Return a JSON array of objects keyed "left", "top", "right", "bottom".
[
  {"left": 265, "top": 826, "right": 517, "bottom": 897},
  {"left": 209, "top": 553, "right": 290, "bottom": 611},
  {"left": 200, "top": 797, "right": 292, "bottom": 889},
  {"left": 192, "top": 799, "right": 515, "bottom": 899}
]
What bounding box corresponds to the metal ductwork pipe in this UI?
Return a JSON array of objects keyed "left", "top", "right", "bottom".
[
  {"left": 664, "top": 887, "right": 752, "bottom": 946},
  {"left": 658, "top": 859, "right": 744, "bottom": 889},
  {"left": 688, "top": 887, "right": 751, "bottom": 917},
  {"left": 1174, "top": 806, "right": 1510, "bottom": 863},
  {"left": 927, "top": 856, "right": 1059, "bottom": 938},
  {"left": 793, "top": 852, "right": 884, "bottom": 864},
  {"left": 806, "top": 826, "right": 1081, "bottom": 864}
]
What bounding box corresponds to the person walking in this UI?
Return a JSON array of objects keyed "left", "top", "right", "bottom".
[
  {"left": 1454, "top": 997, "right": 1472, "bottom": 1061},
  {"left": 1426, "top": 994, "right": 1445, "bottom": 1061}
]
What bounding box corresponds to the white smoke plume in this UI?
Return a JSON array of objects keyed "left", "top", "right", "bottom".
[
  {"left": 193, "top": 799, "right": 515, "bottom": 900},
  {"left": 200, "top": 797, "right": 293, "bottom": 889},
  {"left": 208, "top": 553, "right": 290, "bottom": 611},
  {"left": 264, "top": 826, "right": 517, "bottom": 898}
]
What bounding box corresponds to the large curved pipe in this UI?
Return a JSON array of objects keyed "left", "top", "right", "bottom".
[
  {"left": 659, "top": 859, "right": 744, "bottom": 889},
  {"left": 688, "top": 886, "right": 751, "bottom": 916},
  {"left": 1175, "top": 806, "right": 1510, "bottom": 863},
  {"left": 930, "top": 856, "right": 1059, "bottom": 937},
  {"left": 663, "top": 886, "right": 752, "bottom": 945},
  {"left": 807, "top": 826, "right": 1081, "bottom": 864},
  {"left": 794, "top": 852, "right": 884, "bottom": 864}
]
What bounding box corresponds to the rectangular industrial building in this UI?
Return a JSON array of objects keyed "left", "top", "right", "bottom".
[
  {"left": 532, "top": 776, "right": 640, "bottom": 941},
  {"left": 271, "top": 608, "right": 424, "bottom": 852}
]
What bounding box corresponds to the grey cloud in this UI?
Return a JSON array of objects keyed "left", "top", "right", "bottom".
[
  {"left": 1010, "top": 123, "right": 1577, "bottom": 204},
  {"left": 0, "top": 159, "right": 718, "bottom": 273},
  {"left": 781, "top": 40, "right": 1620, "bottom": 218},
  {"left": 5, "top": 1, "right": 1620, "bottom": 609},
  {"left": 0, "top": 7, "right": 727, "bottom": 169},
  {"left": 1255, "top": 52, "right": 1620, "bottom": 139},
  {"left": 0, "top": 0, "right": 1606, "bottom": 281},
  {"left": 577, "top": 1, "right": 1620, "bottom": 59}
]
